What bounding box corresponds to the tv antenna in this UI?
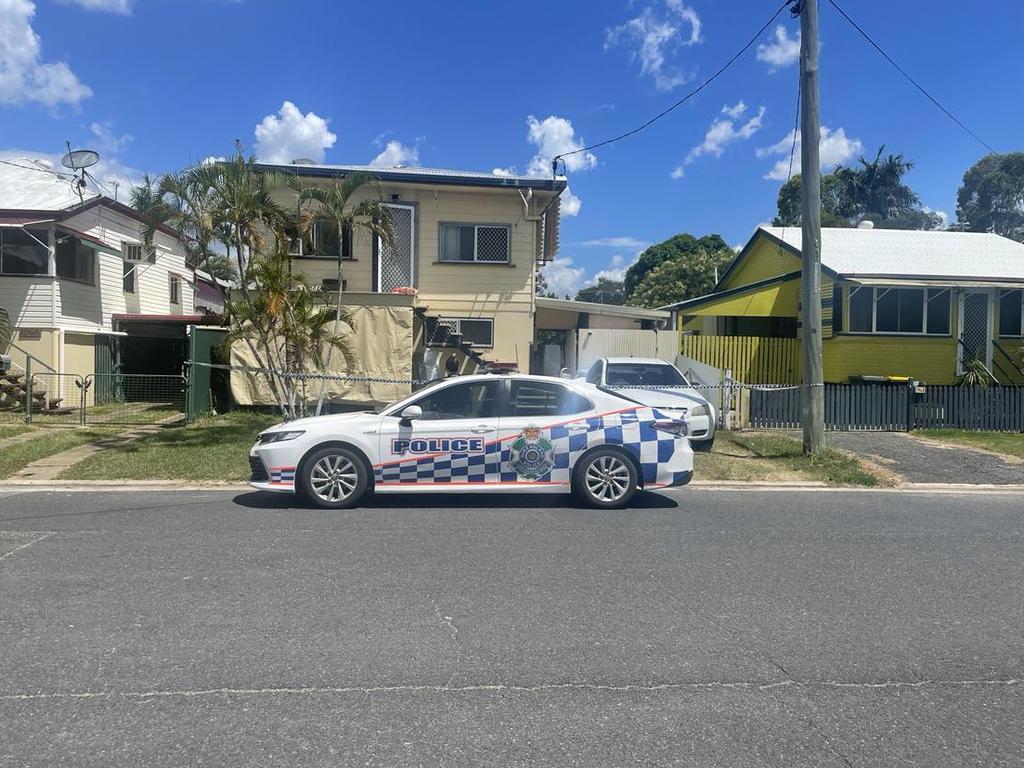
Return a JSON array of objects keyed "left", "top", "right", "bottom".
[{"left": 60, "top": 142, "right": 100, "bottom": 202}]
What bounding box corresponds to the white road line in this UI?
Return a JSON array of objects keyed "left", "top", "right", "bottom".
[{"left": 0, "top": 533, "right": 52, "bottom": 563}]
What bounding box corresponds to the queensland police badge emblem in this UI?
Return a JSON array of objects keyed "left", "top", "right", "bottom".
[{"left": 510, "top": 425, "right": 553, "bottom": 480}]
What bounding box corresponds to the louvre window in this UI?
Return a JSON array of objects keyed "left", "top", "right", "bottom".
[
  {"left": 439, "top": 223, "right": 510, "bottom": 263},
  {"left": 169, "top": 275, "right": 181, "bottom": 305}
]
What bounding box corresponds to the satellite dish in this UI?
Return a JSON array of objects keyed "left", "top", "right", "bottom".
[{"left": 61, "top": 149, "right": 100, "bottom": 171}]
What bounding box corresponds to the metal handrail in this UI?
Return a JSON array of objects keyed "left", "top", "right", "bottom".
[
  {"left": 992, "top": 339, "right": 1024, "bottom": 381},
  {"left": 7, "top": 341, "right": 57, "bottom": 373}
]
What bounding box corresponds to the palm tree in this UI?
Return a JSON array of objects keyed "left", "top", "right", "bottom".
[
  {"left": 298, "top": 174, "right": 395, "bottom": 414},
  {"left": 835, "top": 146, "right": 920, "bottom": 221},
  {"left": 129, "top": 173, "right": 175, "bottom": 253}
]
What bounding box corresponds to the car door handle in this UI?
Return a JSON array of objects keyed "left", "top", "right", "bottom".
[{"left": 470, "top": 426, "right": 495, "bottom": 434}]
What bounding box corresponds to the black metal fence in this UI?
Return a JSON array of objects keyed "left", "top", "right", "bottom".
[{"left": 749, "top": 383, "right": 1024, "bottom": 432}]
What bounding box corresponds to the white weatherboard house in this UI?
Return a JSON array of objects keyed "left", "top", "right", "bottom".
[{"left": 0, "top": 159, "right": 195, "bottom": 382}]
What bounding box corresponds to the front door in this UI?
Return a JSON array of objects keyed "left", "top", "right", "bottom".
[
  {"left": 377, "top": 379, "right": 503, "bottom": 485},
  {"left": 957, "top": 290, "right": 993, "bottom": 374},
  {"left": 376, "top": 203, "right": 415, "bottom": 292}
]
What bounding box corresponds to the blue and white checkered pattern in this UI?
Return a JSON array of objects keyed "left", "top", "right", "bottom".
[
  {"left": 268, "top": 467, "right": 296, "bottom": 485},
  {"left": 374, "top": 407, "right": 687, "bottom": 487}
]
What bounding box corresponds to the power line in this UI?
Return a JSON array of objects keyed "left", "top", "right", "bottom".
[
  {"left": 825, "top": 0, "right": 996, "bottom": 154},
  {"left": 552, "top": 0, "right": 793, "bottom": 169},
  {"left": 0, "top": 158, "right": 74, "bottom": 178}
]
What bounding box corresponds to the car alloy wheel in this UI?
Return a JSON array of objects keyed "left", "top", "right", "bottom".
[
  {"left": 574, "top": 448, "right": 638, "bottom": 509},
  {"left": 301, "top": 446, "right": 369, "bottom": 509}
]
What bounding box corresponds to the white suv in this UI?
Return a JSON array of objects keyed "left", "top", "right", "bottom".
[{"left": 582, "top": 357, "right": 716, "bottom": 451}]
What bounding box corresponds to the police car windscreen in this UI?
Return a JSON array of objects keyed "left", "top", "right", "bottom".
[{"left": 606, "top": 363, "right": 685, "bottom": 387}]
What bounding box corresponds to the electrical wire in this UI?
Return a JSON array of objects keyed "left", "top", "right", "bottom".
[
  {"left": 0, "top": 158, "right": 74, "bottom": 178},
  {"left": 551, "top": 0, "right": 793, "bottom": 170},
  {"left": 825, "top": 0, "right": 996, "bottom": 154}
]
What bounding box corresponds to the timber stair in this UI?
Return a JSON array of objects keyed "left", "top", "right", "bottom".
[{"left": 0, "top": 373, "right": 75, "bottom": 415}]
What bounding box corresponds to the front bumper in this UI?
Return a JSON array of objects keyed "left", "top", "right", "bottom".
[{"left": 249, "top": 445, "right": 298, "bottom": 492}]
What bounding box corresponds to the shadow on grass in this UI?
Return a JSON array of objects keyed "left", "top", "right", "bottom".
[{"left": 233, "top": 489, "right": 680, "bottom": 512}]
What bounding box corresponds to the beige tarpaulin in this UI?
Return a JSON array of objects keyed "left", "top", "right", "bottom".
[{"left": 230, "top": 304, "right": 415, "bottom": 407}]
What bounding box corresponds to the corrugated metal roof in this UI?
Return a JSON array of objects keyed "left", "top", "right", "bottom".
[
  {"left": 761, "top": 226, "right": 1024, "bottom": 281},
  {"left": 252, "top": 162, "right": 567, "bottom": 192},
  {"left": 0, "top": 159, "right": 99, "bottom": 210}
]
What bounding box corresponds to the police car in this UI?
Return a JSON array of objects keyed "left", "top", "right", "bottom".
[{"left": 249, "top": 373, "right": 694, "bottom": 509}]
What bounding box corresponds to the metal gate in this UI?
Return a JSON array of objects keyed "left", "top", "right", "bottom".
[{"left": 83, "top": 374, "right": 188, "bottom": 426}]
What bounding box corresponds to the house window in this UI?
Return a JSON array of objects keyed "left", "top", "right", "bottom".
[
  {"left": 291, "top": 221, "right": 352, "bottom": 259},
  {"left": 122, "top": 262, "right": 135, "bottom": 293},
  {"left": 847, "top": 286, "right": 950, "bottom": 336},
  {"left": 428, "top": 317, "right": 494, "bottom": 348},
  {"left": 1000, "top": 289, "right": 1024, "bottom": 337},
  {"left": 0, "top": 227, "right": 49, "bottom": 275},
  {"left": 831, "top": 283, "right": 844, "bottom": 333},
  {"left": 439, "top": 223, "right": 510, "bottom": 263},
  {"left": 169, "top": 275, "right": 181, "bottom": 305},
  {"left": 55, "top": 236, "right": 95, "bottom": 284}
]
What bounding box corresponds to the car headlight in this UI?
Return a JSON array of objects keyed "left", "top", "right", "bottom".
[
  {"left": 653, "top": 419, "right": 688, "bottom": 437},
  {"left": 690, "top": 404, "right": 709, "bottom": 418},
  {"left": 257, "top": 430, "right": 305, "bottom": 444}
]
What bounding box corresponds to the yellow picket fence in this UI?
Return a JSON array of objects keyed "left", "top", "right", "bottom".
[{"left": 679, "top": 335, "right": 801, "bottom": 384}]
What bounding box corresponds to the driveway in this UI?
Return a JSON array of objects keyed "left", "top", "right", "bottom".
[
  {"left": 820, "top": 431, "right": 1024, "bottom": 484},
  {"left": 2, "top": 488, "right": 1024, "bottom": 766}
]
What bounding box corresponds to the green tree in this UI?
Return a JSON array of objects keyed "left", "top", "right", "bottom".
[
  {"left": 298, "top": 175, "right": 395, "bottom": 415},
  {"left": 200, "top": 253, "right": 237, "bottom": 283},
  {"left": 623, "top": 233, "right": 729, "bottom": 298},
  {"left": 956, "top": 152, "right": 1024, "bottom": 240},
  {"left": 627, "top": 246, "right": 734, "bottom": 309},
  {"left": 773, "top": 146, "right": 942, "bottom": 230},
  {"left": 576, "top": 277, "right": 625, "bottom": 305}
]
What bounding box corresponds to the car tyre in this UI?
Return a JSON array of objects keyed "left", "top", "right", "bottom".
[
  {"left": 572, "top": 447, "right": 638, "bottom": 509},
  {"left": 300, "top": 446, "right": 370, "bottom": 509}
]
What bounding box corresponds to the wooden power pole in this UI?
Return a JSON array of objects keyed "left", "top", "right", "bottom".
[{"left": 799, "top": 0, "right": 825, "bottom": 453}]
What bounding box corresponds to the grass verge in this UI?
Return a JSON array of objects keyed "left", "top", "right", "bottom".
[
  {"left": 0, "top": 428, "right": 119, "bottom": 479},
  {"left": 0, "top": 423, "right": 32, "bottom": 441},
  {"left": 697, "top": 431, "right": 881, "bottom": 486},
  {"left": 914, "top": 429, "right": 1024, "bottom": 461},
  {"left": 60, "top": 411, "right": 279, "bottom": 482}
]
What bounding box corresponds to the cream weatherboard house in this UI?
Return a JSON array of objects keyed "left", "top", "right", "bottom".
[{"left": 0, "top": 160, "right": 195, "bottom": 387}]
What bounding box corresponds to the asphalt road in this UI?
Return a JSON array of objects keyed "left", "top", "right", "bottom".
[{"left": 1, "top": 487, "right": 1023, "bottom": 767}]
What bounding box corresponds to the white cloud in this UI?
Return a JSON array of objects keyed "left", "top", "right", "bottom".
[
  {"left": 560, "top": 187, "right": 582, "bottom": 217},
  {"left": 253, "top": 101, "right": 337, "bottom": 164},
  {"left": 923, "top": 206, "right": 949, "bottom": 228},
  {"left": 526, "top": 115, "right": 597, "bottom": 176},
  {"left": 370, "top": 139, "right": 419, "bottom": 167},
  {"left": 89, "top": 121, "right": 132, "bottom": 154},
  {"left": 674, "top": 102, "right": 765, "bottom": 177},
  {"left": 581, "top": 236, "right": 650, "bottom": 248},
  {"left": 541, "top": 257, "right": 588, "bottom": 297},
  {"left": 605, "top": 0, "right": 702, "bottom": 91},
  {"left": 757, "top": 126, "right": 863, "bottom": 180},
  {"left": 757, "top": 25, "right": 800, "bottom": 71},
  {"left": 201, "top": 155, "right": 225, "bottom": 166},
  {"left": 0, "top": 0, "right": 92, "bottom": 107},
  {"left": 59, "top": 0, "right": 132, "bottom": 13},
  {"left": 491, "top": 166, "right": 515, "bottom": 177},
  {"left": 593, "top": 254, "right": 630, "bottom": 282}
]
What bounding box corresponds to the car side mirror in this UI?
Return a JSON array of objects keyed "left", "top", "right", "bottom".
[
  {"left": 559, "top": 367, "right": 571, "bottom": 378},
  {"left": 399, "top": 405, "right": 422, "bottom": 424}
]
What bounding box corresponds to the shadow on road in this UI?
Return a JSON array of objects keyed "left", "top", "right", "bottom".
[{"left": 232, "top": 489, "right": 679, "bottom": 511}]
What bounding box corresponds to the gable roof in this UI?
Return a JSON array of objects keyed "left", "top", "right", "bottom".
[
  {"left": 251, "top": 162, "right": 568, "bottom": 192},
  {"left": 758, "top": 226, "right": 1024, "bottom": 282}
]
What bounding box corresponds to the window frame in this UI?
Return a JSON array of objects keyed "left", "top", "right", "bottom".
[
  {"left": 122, "top": 261, "right": 136, "bottom": 294},
  {"left": 55, "top": 236, "right": 95, "bottom": 285},
  {"left": 437, "top": 222, "right": 511, "bottom": 264},
  {"left": 121, "top": 242, "right": 155, "bottom": 263},
  {"left": 999, "top": 288, "right": 1024, "bottom": 338},
  {"left": 0, "top": 227, "right": 50, "bottom": 276},
  {"left": 506, "top": 379, "right": 595, "bottom": 418},
  {"left": 169, "top": 274, "right": 182, "bottom": 306},
  {"left": 844, "top": 285, "right": 951, "bottom": 337},
  {"left": 404, "top": 379, "right": 504, "bottom": 421},
  {"left": 427, "top": 317, "right": 495, "bottom": 349}
]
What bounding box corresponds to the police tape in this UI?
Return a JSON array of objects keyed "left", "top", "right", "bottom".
[{"left": 186, "top": 360, "right": 801, "bottom": 392}]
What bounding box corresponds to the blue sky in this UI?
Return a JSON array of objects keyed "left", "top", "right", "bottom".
[{"left": 2, "top": 0, "right": 1022, "bottom": 295}]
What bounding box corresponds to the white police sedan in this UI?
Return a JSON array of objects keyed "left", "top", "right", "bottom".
[{"left": 249, "top": 373, "right": 694, "bottom": 509}]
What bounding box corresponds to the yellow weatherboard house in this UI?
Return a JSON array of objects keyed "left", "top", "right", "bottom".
[{"left": 665, "top": 224, "right": 1024, "bottom": 385}]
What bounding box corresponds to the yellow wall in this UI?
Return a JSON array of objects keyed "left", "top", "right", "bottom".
[
  {"left": 722, "top": 237, "right": 799, "bottom": 289},
  {"left": 823, "top": 335, "right": 958, "bottom": 383},
  {"left": 278, "top": 182, "right": 542, "bottom": 367},
  {"left": 5, "top": 329, "right": 59, "bottom": 371}
]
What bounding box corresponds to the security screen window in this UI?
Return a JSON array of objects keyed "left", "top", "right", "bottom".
[
  {"left": 0, "top": 228, "right": 49, "bottom": 275},
  {"left": 439, "top": 223, "right": 511, "bottom": 263}
]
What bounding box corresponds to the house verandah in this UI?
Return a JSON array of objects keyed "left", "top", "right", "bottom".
[{"left": 666, "top": 226, "right": 1024, "bottom": 387}]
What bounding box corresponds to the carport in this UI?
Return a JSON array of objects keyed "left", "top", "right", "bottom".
[{"left": 111, "top": 314, "right": 204, "bottom": 376}]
